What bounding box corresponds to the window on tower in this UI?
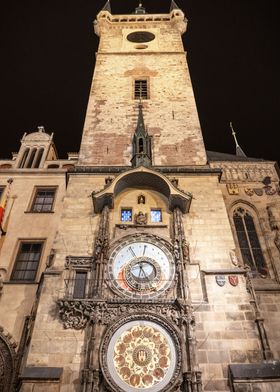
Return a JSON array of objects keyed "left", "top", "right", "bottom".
[
  {"left": 150, "top": 209, "right": 162, "bottom": 223},
  {"left": 134, "top": 79, "right": 149, "bottom": 100},
  {"left": 121, "top": 208, "right": 133, "bottom": 222}
]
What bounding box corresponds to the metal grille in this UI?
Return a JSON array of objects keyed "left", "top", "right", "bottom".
[{"left": 135, "top": 80, "right": 148, "bottom": 100}]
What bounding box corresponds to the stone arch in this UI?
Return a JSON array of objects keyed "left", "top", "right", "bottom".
[
  {"left": 0, "top": 326, "right": 17, "bottom": 392},
  {"left": 92, "top": 166, "right": 192, "bottom": 214}
]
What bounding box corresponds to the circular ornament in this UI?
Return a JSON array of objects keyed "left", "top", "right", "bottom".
[
  {"left": 108, "top": 237, "right": 174, "bottom": 298},
  {"left": 105, "top": 320, "right": 178, "bottom": 391}
]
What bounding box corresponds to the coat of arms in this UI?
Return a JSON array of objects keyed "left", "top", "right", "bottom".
[
  {"left": 215, "top": 275, "right": 226, "bottom": 287},
  {"left": 228, "top": 275, "right": 239, "bottom": 286}
]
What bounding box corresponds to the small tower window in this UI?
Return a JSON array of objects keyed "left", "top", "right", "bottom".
[
  {"left": 19, "top": 148, "right": 30, "bottom": 168},
  {"left": 139, "top": 138, "right": 144, "bottom": 153},
  {"left": 26, "top": 148, "right": 37, "bottom": 168},
  {"left": 121, "top": 208, "right": 132, "bottom": 222},
  {"left": 134, "top": 79, "right": 148, "bottom": 100},
  {"left": 33, "top": 148, "right": 44, "bottom": 168},
  {"left": 151, "top": 209, "right": 162, "bottom": 223}
]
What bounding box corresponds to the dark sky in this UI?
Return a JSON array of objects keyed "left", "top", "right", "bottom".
[{"left": 1, "top": 0, "right": 279, "bottom": 164}]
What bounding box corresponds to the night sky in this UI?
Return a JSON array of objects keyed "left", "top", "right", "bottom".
[{"left": 1, "top": 0, "right": 279, "bottom": 164}]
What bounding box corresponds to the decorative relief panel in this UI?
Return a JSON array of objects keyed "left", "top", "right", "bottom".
[
  {"left": 57, "top": 300, "right": 182, "bottom": 330},
  {"left": 100, "top": 315, "right": 182, "bottom": 392}
]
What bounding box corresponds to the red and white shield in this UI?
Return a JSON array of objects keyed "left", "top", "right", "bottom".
[{"left": 228, "top": 275, "right": 239, "bottom": 286}]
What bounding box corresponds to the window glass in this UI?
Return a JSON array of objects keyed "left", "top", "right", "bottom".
[
  {"left": 121, "top": 208, "right": 132, "bottom": 222},
  {"left": 233, "top": 208, "right": 266, "bottom": 274},
  {"left": 32, "top": 188, "right": 56, "bottom": 212},
  {"left": 151, "top": 209, "right": 162, "bottom": 223},
  {"left": 11, "top": 242, "right": 43, "bottom": 281}
]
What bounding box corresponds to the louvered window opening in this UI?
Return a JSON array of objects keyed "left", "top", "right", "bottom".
[{"left": 135, "top": 80, "right": 148, "bottom": 100}]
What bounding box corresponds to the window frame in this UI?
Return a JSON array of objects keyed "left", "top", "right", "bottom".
[
  {"left": 120, "top": 208, "right": 133, "bottom": 223},
  {"left": 29, "top": 186, "right": 57, "bottom": 213},
  {"left": 231, "top": 205, "right": 269, "bottom": 276},
  {"left": 150, "top": 208, "right": 162, "bottom": 223},
  {"left": 134, "top": 79, "right": 149, "bottom": 100},
  {"left": 10, "top": 240, "right": 44, "bottom": 282},
  {"left": 73, "top": 270, "right": 88, "bottom": 299}
]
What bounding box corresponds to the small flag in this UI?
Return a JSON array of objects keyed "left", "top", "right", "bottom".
[{"left": 0, "top": 178, "right": 13, "bottom": 235}]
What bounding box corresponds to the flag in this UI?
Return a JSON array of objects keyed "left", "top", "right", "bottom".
[{"left": 0, "top": 178, "right": 13, "bottom": 235}]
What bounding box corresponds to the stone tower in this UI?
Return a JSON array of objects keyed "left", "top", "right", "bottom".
[{"left": 5, "top": 2, "right": 279, "bottom": 392}]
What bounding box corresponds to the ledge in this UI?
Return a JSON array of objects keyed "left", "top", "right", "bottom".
[
  {"left": 229, "top": 362, "right": 280, "bottom": 380},
  {"left": 20, "top": 367, "right": 63, "bottom": 381}
]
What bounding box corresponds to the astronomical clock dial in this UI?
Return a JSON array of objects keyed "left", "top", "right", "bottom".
[
  {"left": 108, "top": 239, "right": 174, "bottom": 298},
  {"left": 104, "top": 320, "right": 178, "bottom": 392}
]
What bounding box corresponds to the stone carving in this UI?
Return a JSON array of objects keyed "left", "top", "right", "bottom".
[
  {"left": 267, "top": 205, "right": 280, "bottom": 254},
  {"left": 134, "top": 211, "right": 147, "bottom": 225},
  {"left": 0, "top": 326, "right": 17, "bottom": 392},
  {"left": 253, "top": 188, "right": 264, "bottom": 196},
  {"left": 100, "top": 314, "right": 182, "bottom": 392},
  {"left": 57, "top": 299, "right": 183, "bottom": 330},
  {"left": 227, "top": 183, "right": 239, "bottom": 195},
  {"left": 264, "top": 186, "right": 277, "bottom": 195},
  {"left": 137, "top": 194, "right": 145, "bottom": 204},
  {"left": 65, "top": 256, "right": 94, "bottom": 269}
]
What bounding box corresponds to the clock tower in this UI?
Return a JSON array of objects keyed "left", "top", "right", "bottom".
[{"left": 19, "top": 2, "right": 276, "bottom": 392}]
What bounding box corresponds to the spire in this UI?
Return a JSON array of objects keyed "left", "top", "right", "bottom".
[
  {"left": 102, "top": 0, "right": 111, "bottom": 13},
  {"left": 135, "top": 2, "right": 146, "bottom": 14},
  {"left": 170, "top": 0, "right": 180, "bottom": 12},
  {"left": 230, "top": 122, "right": 247, "bottom": 157},
  {"left": 131, "top": 103, "right": 152, "bottom": 167},
  {"left": 135, "top": 102, "right": 146, "bottom": 137}
]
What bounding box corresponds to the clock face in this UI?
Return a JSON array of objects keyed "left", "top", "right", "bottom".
[
  {"left": 105, "top": 320, "right": 177, "bottom": 391},
  {"left": 108, "top": 238, "right": 174, "bottom": 298},
  {"left": 127, "top": 31, "right": 155, "bottom": 43}
]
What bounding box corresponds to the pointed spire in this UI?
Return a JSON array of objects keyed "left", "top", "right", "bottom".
[
  {"left": 135, "top": 2, "right": 146, "bottom": 14},
  {"left": 102, "top": 0, "right": 111, "bottom": 13},
  {"left": 230, "top": 122, "right": 247, "bottom": 157},
  {"left": 135, "top": 102, "right": 146, "bottom": 137},
  {"left": 170, "top": 0, "right": 180, "bottom": 12},
  {"left": 131, "top": 103, "right": 152, "bottom": 167}
]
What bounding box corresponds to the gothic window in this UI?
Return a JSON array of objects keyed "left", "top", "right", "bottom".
[
  {"left": 134, "top": 79, "right": 149, "bottom": 100},
  {"left": 150, "top": 209, "right": 162, "bottom": 223},
  {"left": 73, "top": 271, "right": 87, "bottom": 299},
  {"left": 139, "top": 137, "right": 144, "bottom": 152},
  {"left": 31, "top": 188, "right": 56, "bottom": 212},
  {"left": 233, "top": 207, "right": 267, "bottom": 274},
  {"left": 121, "top": 208, "right": 132, "bottom": 222},
  {"left": 11, "top": 242, "right": 43, "bottom": 281}
]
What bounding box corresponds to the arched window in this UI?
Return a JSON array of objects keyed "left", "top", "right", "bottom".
[
  {"left": 139, "top": 138, "right": 144, "bottom": 153},
  {"left": 233, "top": 207, "right": 267, "bottom": 275},
  {"left": 33, "top": 148, "right": 44, "bottom": 168},
  {"left": 19, "top": 148, "right": 30, "bottom": 168},
  {"left": 26, "top": 148, "right": 37, "bottom": 168}
]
